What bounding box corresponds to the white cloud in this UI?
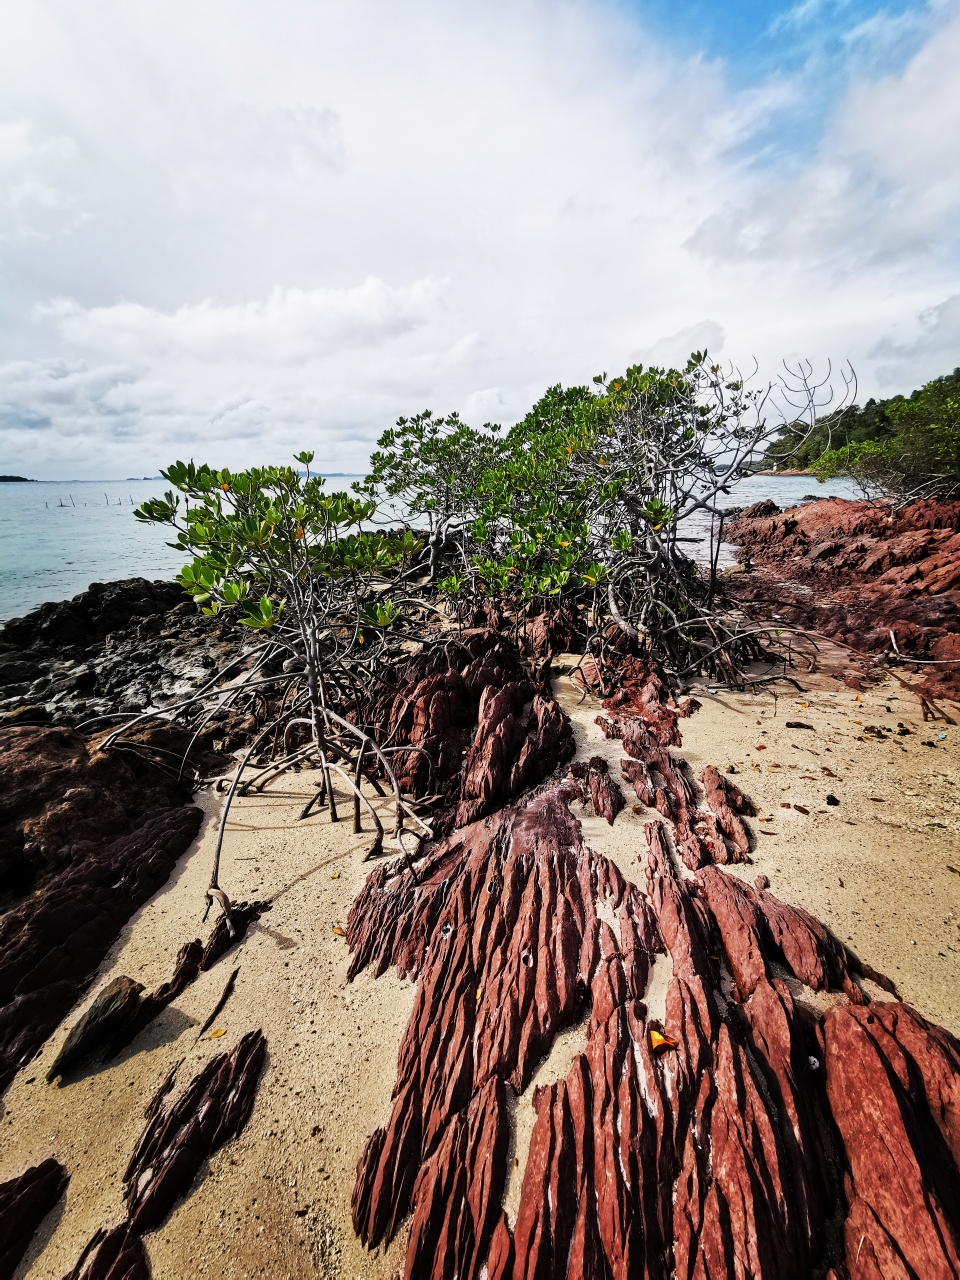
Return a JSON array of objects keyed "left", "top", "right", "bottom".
[
  {"left": 0, "top": 0, "right": 958, "bottom": 478},
  {"left": 871, "top": 293, "right": 960, "bottom": 386},
  {"left": 631, "top": 321, "right": 726, "bottom": 369}
]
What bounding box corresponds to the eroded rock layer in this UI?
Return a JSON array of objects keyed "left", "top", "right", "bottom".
[
  {"left": 346, "top": 656, "right": 960, "bottom": 1280},
  {"left": 0, "top": 1157, "right": 69, "bottom": 1278},
  {"left": 64, "top": 1030, "right": 266, "bottom": 1279},
  {"left": 0, "top": 804, "right": 203, "bottom": 1093},
  {"left": 360, "top": 630, "right": 575, "bottom": 835},
  {"left": 726, "top": 496, "right": 960, "bottom": 701}
]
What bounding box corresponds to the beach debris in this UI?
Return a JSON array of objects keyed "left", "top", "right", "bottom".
[
  {"left": 649, "top": 1028, "right": 678, "bottom": 1052},
  {"left": 0, "top": 1157, "right": 69, "bottom": 1277},
  {"left": 332, "top": 925, "right": 346, "bottom": 937},
  {"left": 785, "top": 721, "right": 814, "bottom": 730},
  {"left": 794, "top": 804, "right": 810, "bottom": 814},
  {"left": 195, "top": 967, "right": 240, "bottom": 1041},
  {"left": 826, "top": 795, "right": 840, "bottom": 806}
]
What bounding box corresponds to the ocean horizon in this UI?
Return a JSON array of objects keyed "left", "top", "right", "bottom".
[{"left": 0, "top": 472, "right": 858, "bottom": 624}]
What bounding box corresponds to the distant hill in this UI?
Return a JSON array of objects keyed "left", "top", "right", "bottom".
[
  {"left": 0, "top": 475, "right": 35, "bottom": 482},
  {"left": 764, "top": 367, "right": 960, "bottom": 469}
]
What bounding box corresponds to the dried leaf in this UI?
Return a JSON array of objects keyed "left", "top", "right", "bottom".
[
  {"left": 649, "top": 1029, "right": 678, "bottom": 1053},
  {"left": 332, "top": 925, "right": 346, "bottom": 937},
  {"left": 210, "top": 1028, "right": 226, "bottom": 1039}
]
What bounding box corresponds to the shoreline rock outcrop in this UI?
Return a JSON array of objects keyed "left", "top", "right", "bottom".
[
  {"left": 345, "top": 644, "right": 960, "bottom": 1280},
  {"left": 725, "top": 496, "right": 960, "bottom": 700}
]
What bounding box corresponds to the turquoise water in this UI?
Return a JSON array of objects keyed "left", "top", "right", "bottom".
[
  {"left": 0, "top": 473, "right": 858, "bottom": 624},
  {"left": 0, "top": 477, "right": 363, "bottom": 622}
]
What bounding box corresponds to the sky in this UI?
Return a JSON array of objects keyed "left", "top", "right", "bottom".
[{"left": 1, "top": 0, "right": 958, "bottom": 480}]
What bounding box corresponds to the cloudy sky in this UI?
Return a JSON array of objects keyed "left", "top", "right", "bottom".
[{"left": 2, "top": 0, "right": 958, "bottom": 479}]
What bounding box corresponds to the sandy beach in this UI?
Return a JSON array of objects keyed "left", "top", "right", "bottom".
[{"left": 1, "top": 651, "right": 958, "bottom": 1277}]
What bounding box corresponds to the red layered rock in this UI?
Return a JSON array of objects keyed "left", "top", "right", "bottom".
[
  {"left": 0, "top": 804, "right": 203, "bottom": 1094},
  {"left": 0, "top": 1157, "right": 69, "bottom": 1277},
  {"left": 698, "top": 765, "right": 754, "bottom": 861},
  {"left": 348, "top": 780, "right": 660, "bottom": 1259},
  {"left": 824, "top": 1001, "right": 960, "bottom": 1277},
  {"left": 403, "top": 1076, "right": 511, "bottom": 1280},
  {"left": 570, "top": 757, "right": 626, "bottom": 825},
  {"left": 346, "top": 645, "right": 959, "bottom": 1280},
  {"left": 360, "top": 631, "right": 574, "bottom": 833},
  {"left": 726, "top": 496, "right": 960, "bottom": 700}
]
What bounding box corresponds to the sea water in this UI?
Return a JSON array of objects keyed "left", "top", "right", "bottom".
[{"left": 0, "top": 473, "right": 858, "bottom": 624}]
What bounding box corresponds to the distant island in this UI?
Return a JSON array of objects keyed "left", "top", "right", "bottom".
[{"left": 0, "top": 475, "right": 35, "bottom": 482}]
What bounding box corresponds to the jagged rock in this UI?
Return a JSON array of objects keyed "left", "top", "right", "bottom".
[
  {"left": 62, "top": 1223, "right": 150, "bottom": 1280},
  {"left": 348, "top": 780, "right": 648, "bottom": 1255},
  {"left": 602, "top": 655, "right": 700, "bottom": 742},
  {"left": 0, "top": 805, "right": 203, "bottom": 1094},
  {"left": 726, "top": 496, "right": 960, "bottom": 701},
  {"left": 824, "top": 1001, "right": 960, "bottom": 1276},
  {"left": 570, "top": 757, "right": 625, "bottom": 825},
  {"left": 346, "top": 644, "right": 958, "bottom": 1279},
  {"left": 698, "top": 765, "right": 754, "bottom": 861},
  {"left": 200, "top": 900, "right": 271, "bottom": 972},
  {"left": 753, "top": 877, "right": 896, "bottom": 1002},
  {"left": 403, "top": 1077, "right": 510, "bottom": 1280},
  {"left": 0, "top": 1157, "right": 69, "bottom": 1277},
  {"left": 360, "top": 630, "right": 574, "bottom": 835},
  {"left": 47, "top": 975, "right": 145, "bottom": 1081},
  {"left": 124, "top": 1030, "right": 266, "bottom": 1234},
  {"left": 0, "top": 725, "right": 192, "bottom": 902}
]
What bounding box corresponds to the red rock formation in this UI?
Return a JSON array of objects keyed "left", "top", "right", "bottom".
[
  {"left": 824, "top": 1001, "right": 960, "bottom": 1277},
  {"left": 570, "top": 757, "right": 625, "bottom": 825},
  {"left": 346, "top": 644, "right": 959, "bottom": 1280},
  {"left": 0, "top": 1157, "right": 69, "bottom": 1277},
  {"left": 124, "top": 1029, "right": 266, "bottom": 1234},
  {"left": 726, "top": 496, "right": 960, "bottom": 700},
  {"left": 0, "top": 804, "right": 203, "bottom": 1093},
  {"left": 348, "top": 780, "right": 658, "bottom": 1259},
  {"left": 62, "top": 1224, "right": 150, "bottom": 1280},
  {"left": 360, "top": 631, "right": 574, "bottom": 834}
]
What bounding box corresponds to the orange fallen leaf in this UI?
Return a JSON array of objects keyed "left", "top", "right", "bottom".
[
  {"left": 332, "top": 925, "right": 346, "bottom": 937},
  {"left": 210, "top": 1028, "right": 226, "bottom": 1039},
  {"left": 650, "top": 1029, "right": 678, "bottom": 1053},
  {"left": 755, "top": 744, "right": 767, "bottom": 750}
]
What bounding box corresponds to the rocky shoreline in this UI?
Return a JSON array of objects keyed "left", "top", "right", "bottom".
[
  {"left": 725, "top": 495, "right": 960, "bottom": 701},
  {"left": 1, "top": 516, "right": 959, "bottom": 1277},
  {"left": 0, "top": 578, "right": 245, "bottom": 730}
]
